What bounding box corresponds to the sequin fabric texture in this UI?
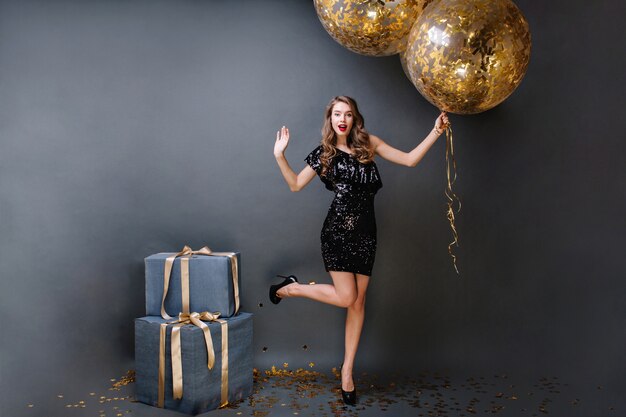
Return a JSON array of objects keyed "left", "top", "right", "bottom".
[{"left": 305, "top": 145, "right": 383, "bottom": 276}]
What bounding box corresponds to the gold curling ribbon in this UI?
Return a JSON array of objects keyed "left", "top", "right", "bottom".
[
  {"left": 161, "top": 246, "right": 240, "bottom": 320},
  {"left": 157, "top": 311, "right": 226, "bottom": 408},
  {"left": 444, "top": 123, "right": 461, "bottom": 274}
]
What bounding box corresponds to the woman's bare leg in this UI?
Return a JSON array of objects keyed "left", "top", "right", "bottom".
[
  {"left": 276, "top": 271, "right": 357, "bottom": 307},
  {"left": 341, "top": 273, "right": 369, "bottom": 391},
  {"left": 275, "top": 271, "right": 369, "bottom": 392}
]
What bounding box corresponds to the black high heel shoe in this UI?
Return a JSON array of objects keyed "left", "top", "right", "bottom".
[
  {"left": 340, "top": 365, "right": 357, "bottom": 406},
  {"left": 269, "top": 275, "right": 298, "bottom": 304},
  {"left": 341, "top": 388, "right": 357, "bottom": 406}
]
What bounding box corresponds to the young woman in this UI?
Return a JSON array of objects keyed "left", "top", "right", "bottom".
[{"left": 270, "top": 96, "right": 448, "bottom": 406}]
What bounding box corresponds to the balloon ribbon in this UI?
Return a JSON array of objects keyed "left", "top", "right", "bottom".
[{"left": 444, "top": 123, "right": 461, "bottom": 274}]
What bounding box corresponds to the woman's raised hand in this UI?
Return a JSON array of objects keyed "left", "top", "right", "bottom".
[
  {"left": 274, "top": 125, "right": 290, "bottom": 157},
  {"left": 434, "top": 111, "right": 450, "bottom": 134}
]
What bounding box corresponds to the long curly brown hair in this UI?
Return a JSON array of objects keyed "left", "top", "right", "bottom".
[{"left": 319, "top": 96, "right": 375, "bottom": 177}]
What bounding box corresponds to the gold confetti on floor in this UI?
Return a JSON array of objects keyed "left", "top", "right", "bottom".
[
  {"left": 110, "top": 370, "right": 135, "bottom": 390},
  {"left": 218, "top": 368, "right": 621, "bottom": 417},
  {"left": 29, "top": 367, "right": 621, "bottom": 416}
]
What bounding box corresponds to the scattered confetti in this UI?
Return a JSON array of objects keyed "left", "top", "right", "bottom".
[
  {"left": 111, "top": 371, "right": 135, "bottom": 390},
  {"left": 37, "top": 367, "right": 619, "bottom": 416}
]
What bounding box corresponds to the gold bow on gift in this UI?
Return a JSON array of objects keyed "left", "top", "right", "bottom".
[
  {"left": 160, "top": 245, "right": 240, "bottom": 319},
  {"left": 158, "top": 311, "right": 230, "bottom": 408}
]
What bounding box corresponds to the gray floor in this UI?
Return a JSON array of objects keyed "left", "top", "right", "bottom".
[{"left": 20, "top": 367, "right": 624, "bottom": 417}]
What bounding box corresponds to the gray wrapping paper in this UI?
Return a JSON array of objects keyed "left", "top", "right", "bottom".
[
  {"left": 135, "top": 312, "right": 253, "bottom": 415},
  {"left": 145, "top": 252, "right": 241, "bottom": 318}
]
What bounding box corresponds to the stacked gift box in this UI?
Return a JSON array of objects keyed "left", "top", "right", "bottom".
[{"left": 135, "top": 246, "right": 253, "bottom": 415}]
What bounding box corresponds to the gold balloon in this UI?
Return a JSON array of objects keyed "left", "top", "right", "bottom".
[
  {"left": 314, "top": 0, "right": 433, "bottom": 56},
  {"left": 403, "top": 0, "right": 531, "bottom": 114},
  {"left": 399, "top": 47, "right": 412, "bottom": 80}
]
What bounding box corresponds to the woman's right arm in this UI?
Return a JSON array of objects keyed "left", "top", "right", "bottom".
[{"left": 274, "top": 126, "right": 317, "bottom": 192}]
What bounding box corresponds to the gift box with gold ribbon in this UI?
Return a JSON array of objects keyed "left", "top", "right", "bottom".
[
  {"left": 134, "top": 312, "right": 253, "bottom": 414},
  {"left": 145, "top": 246, "right": 241, "bottom": 319}
]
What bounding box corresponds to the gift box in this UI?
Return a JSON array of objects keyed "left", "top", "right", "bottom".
[
  {"left": 145, "top": 247, "right": 241, "bottom": 318},
  {"left": 135, "top": 312, "right": 253, "bottom": 415}
]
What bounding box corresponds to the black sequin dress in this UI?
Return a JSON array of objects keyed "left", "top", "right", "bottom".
[{"left": 305, "top": 145, "right": 383, "bottom": 276}]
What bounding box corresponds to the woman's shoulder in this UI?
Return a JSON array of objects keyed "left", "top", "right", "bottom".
[
  {"left": 368, "top": 134, "right": 382, "bottom": 149},
  {"left": 304, "top": 144, "right": 324, "bottom": 172}
]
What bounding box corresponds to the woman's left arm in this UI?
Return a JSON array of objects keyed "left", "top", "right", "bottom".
[{"left": 372, "top": 112, "right": 449, "bottom": 167}]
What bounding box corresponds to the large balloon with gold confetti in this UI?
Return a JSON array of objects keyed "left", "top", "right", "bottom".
[
  {"left": 402, "top": 0, "right": 531, "bottom": 114},
  {"left": 314, "top": 0, "right": 433, "bottom": 56}
]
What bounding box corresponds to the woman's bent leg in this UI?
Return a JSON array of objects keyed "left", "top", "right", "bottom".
[
  {"left": 276, "top": 271, "right": 357, "bottom": 308},
  {"left": 341, "top": 274, "right": 370, "bottom": 391},
  {"left": 274, "top": 271, "right": 369, "bottom": 392}
]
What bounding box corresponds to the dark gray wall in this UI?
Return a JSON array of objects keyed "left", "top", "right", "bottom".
[{"left": 1, "top": 0, "right": 624, "bottom": 416}]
